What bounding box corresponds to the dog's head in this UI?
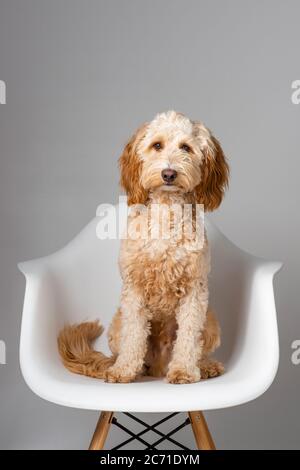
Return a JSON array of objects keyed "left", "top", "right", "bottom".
[{"left": 119, "top": 110, "right": 229, "bottom": 210}]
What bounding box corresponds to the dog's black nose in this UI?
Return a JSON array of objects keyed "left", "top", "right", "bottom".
[{"left": 161, "top": 169, "right": 177, "bottom": 184}]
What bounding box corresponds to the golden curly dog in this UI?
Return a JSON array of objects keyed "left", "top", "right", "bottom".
[{"left": 58, "top": 111, "right": 229, "bottom": 384}]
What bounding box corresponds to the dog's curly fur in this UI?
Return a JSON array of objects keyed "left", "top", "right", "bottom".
[{"left": 58, "top": 110, "right": 229, "bottom": 384}]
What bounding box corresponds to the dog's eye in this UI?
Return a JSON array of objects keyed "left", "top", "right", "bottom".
[
  {"left": 152, "top": 142, "right": 162, "bottom": 151},
  {"left": 180, "top": 143, "right": 192, "bottom": 153}
]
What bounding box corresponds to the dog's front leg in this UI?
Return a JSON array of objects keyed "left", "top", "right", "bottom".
[
  {"left": 167, "top": 282, "right": 208, "bottom": 384},
  {"left": 105, "top": 289, "right": 149, "bottom": 383}
]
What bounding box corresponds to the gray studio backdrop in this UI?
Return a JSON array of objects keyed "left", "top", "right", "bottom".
[{"left": 0, "top": 0, "right": 299, "bottom": 450}]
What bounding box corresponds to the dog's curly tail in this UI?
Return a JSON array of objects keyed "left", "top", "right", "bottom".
[{"left": 57, "top": 321, "right": 115, "bottom": 379}]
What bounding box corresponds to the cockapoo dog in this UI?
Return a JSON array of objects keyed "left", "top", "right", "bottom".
[{"left": 58, "top": 110, "right": 229, "bottom": 384}]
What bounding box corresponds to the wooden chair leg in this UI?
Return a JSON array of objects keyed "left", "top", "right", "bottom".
[
  {"left": 188, "top": 411, "right": 216, "bottom": 450},
  {"left": 89, "top": 411, "right": 114, "bottom": 450}
]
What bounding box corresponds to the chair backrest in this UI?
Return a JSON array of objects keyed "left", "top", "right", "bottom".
[{"left": 50, "top": 205, "right": 252, "bottom": 362}]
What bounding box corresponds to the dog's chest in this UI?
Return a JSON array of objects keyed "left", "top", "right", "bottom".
[
  {"left": 120, "top": 237, "right": 205, "bottom": 318},
  {"left": 119, "top": 206, "right": 208, "bottom": 317}
]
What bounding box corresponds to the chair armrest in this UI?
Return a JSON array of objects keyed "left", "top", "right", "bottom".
[
  {"left": 19, "top": 262, "right": 62, "bottom": 395},
  {"left": 227, "top": 260, "right": 282, "bottom": 398}
]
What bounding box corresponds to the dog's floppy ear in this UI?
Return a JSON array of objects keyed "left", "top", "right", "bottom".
[
  {"left": 119, "top": 124, "right": 148, "bottom": 206},
  {"left": 194, "top": 123, "right": 229, "bottom": 211}
]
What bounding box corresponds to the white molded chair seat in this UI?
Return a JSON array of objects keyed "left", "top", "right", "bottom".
[{"left": 18, "top": 205, "right": 282, "bottom": 412}]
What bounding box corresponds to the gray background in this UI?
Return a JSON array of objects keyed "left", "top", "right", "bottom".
[{"left": 0, "top": 0, "right": 299, "bottom": 449}]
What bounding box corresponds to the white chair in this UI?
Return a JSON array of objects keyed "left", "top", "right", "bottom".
[{"left": 18, "top": 204, "right": 282, "bottom": 450}]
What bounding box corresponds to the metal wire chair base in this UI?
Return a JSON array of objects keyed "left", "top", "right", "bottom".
[{"left": 111, "top": 412, "right": 191, "bottom": 450}]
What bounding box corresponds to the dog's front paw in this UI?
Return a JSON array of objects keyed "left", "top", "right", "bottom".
[
  {"left": 166, "top": 366, "right": 201, "bottom": 384},
  {"left": 200, "top": 359, "right": 224, "bottom": 379},
  {"left": 105, "top": 365, "right": 136, "bottom": 383}
]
